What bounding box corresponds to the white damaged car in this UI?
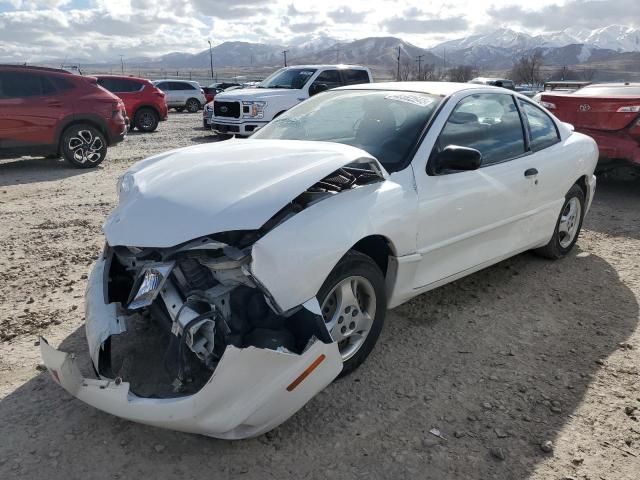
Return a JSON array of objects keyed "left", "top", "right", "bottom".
[{"left": 40, "top": 82, "right": 598, "bottom": 439}]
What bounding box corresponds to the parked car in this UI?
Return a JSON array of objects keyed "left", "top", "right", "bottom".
[
  {"left": 203, "top": 82, "right": 242, "bottom": 103},
  {"left": 151, "top": 80, "right": 206, "bottom": 112},
  {"left": 468, "top": 77, "right": 515, "bottom": 90},
  {"left": 207, "top": 64, "right": 372, "bottom": 136},
  {"left": 96, "top": 75, "right": 168, "bottom": 132},
  {"left": 40, "top": 82, "right": 597, "bottom": 439},
  {"left": 533, "top": 81, "right": 592, "bottom": 103},
  {"left": 0, "top": 65, "right": 128, "bottom": 168},
  {"left": 540, "top": 83, "right": 640, "bottom": 171}
]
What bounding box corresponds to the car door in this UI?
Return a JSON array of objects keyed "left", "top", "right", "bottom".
[
  {"left": 0, "top": 71, "right": 70, "bottom": 152},
  {"left": 155, "top": 82, "right": 175, "bottom": 106},
  {"left": 308, "top": 70, "right": 341, "bottom": 96},
  {"left": 516, "top": 98, "right": 569, "bottom": 243},
  {"left": 412, "top": 91, "right": 537, "bottom": 289}
]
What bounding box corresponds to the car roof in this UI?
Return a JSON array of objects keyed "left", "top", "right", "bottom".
[
  {"left": 336, "top": 81, "right": 503, "bottom": 96},
  {"left": 0, "top": 64, "right": 71, "bottom": 74},
  {"left": 470, "top": 77, "right": 512, "bottom": 83},
  {"left": 152, "top": 79, "right": 199, "bottom": 83},
  {"left": 282, "top": 64, "right": 369, "bottom": 70},
  {"left": 581, "top": 82, "right": 640, "bottom": 88},
  {"left": 94, "top": 74, "right": 149, "bottom": 81}
]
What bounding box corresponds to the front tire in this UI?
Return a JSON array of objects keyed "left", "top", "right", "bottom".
[
  {"left": 318, "top": 251, "right": 386, "bottom": 376},
  {"left": 535, "top": 184, "right": 585, "bottom": 259},
  {"left": 61, "top": 124, "right": 107, "bottom": 168},
  {"left": 186, "top": 98, "right": 200, "bottom": 113},
  {"left": 135, "top": 108, "right": 159, "bottom": 132}
]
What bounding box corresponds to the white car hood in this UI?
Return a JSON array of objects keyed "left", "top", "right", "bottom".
[
  {"left": 215, "top": 88, "right": 300, "bottom": 101},
  {"left": 104, "top": 139, "right": 381, "bottom": 248}
]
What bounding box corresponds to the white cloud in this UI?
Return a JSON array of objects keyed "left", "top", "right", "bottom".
[{"left": 0, "top": 0, "right": 626, "bottom": 62}]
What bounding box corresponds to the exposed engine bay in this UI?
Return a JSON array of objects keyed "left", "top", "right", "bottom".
[{"left": 104, "top": 238, "right": 331, "bottom": 397}]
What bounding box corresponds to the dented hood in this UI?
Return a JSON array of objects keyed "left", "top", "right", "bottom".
[{"left": 104, "top": 139, "right": 381, "bottom": 248}]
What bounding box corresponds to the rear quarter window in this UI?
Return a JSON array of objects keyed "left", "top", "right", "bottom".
[
  {"left": 343, "top": 69, "right": 370, "bottom": 85},
  {"left": 520, "top": 100, "right": 560, "bottom": 152}
]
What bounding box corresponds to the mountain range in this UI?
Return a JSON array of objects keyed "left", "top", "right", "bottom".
[{"left": 64, "top": 25, "right": 640, "bottom": 77}]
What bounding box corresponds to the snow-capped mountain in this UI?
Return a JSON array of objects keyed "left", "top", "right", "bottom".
[
  {"left": 433, "top": 28, "right": 540, "bottom": 52},
  {"left": 564, "top": 25, "right": 640, "bottom": 52},
  {"left": 433, "top": 26, "right": 640, "bottom": 54}
]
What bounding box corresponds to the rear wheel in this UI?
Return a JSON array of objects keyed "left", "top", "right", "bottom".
[
  {"left": 174, "top": 107, "right": 184, "bottom": 112},
  {"left": 186, "top": 98, "right": 200, "bottom": 113},
  {"left": 135, "top": 108, "right": 159, "bottom": 132},
  {"left": 318, "top": 251, "right": 386, "bottom": 376},
  {"left": 535, "top": 184, "right": 585, "bottom": 259},
  {"left": 61, "top": 124, "right": 107, "bottom": 168}
]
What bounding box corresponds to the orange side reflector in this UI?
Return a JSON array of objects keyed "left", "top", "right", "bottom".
[{"left": 286, "top": 354, "right": 326, "bottom": 392}]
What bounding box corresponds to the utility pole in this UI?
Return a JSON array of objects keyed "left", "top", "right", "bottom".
[
  {"left": 282, "top": 50, "right": 289, "bottom": 67},
  {"left": 208, "top": 40, "right": 214, "bottom": 79},
  {"left": 396, "top": 46, "right": 401, "bottom": 80},
  {"left": 443, "top": 48, "right": 446, "bottom": 70},
  {"left": 416, "top": 54, "right": 425, "bottom": 80},
  {"left": 119, "top": 55, "right": 124, "bottom": 74},
  {"left": 335, "top": 44, "right": 340, "bottom": 63}
]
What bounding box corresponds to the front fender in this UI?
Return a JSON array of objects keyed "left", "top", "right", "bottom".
[{"left": 250, "top": 167, "right": 418, "bottom": 312}]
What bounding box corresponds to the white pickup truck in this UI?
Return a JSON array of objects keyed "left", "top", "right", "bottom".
[{"left": 204, "top": 65, "right": 373, "bottom": 136}]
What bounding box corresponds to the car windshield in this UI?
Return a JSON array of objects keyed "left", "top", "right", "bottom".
[
  {"left": 574, "top": 85, "right": 640, "bottom": 96},
  {"left": 251, "top": 89, "right": 443, "bottom": 171},
  {"left": 259, "top": 68, "right": 316, "bottom": 89}
]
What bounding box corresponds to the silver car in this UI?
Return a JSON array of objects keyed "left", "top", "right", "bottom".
[{"left": 152, "top": 80, "right": 206, "bottom": 113}]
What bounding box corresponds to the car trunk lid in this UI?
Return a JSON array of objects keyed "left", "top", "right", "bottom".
[{"left": 542, "top": 93, "right": 640, "bottom": 131}]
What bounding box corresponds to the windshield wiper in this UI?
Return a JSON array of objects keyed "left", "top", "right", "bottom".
[{"left": 270, "top": 85, "right": 292, "bottom": 89}]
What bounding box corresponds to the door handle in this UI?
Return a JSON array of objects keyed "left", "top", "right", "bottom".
[
  {"left": 524, "top": 168, "right": 538, "bottom": 177},
  {"left": 46, "top": 100, "right": 62, "bottom": 107}
]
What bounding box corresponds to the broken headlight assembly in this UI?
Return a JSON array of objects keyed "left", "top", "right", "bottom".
[
  {"left": 127, "top": 262, "right": 174, "bottom": 310},
  {"left": 242, "top": 100, "right": 266, "bottom": 119}
]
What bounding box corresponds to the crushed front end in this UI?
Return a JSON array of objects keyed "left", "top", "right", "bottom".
[{"left": 40, "top": 238, "right": 342, "bottom": 439}]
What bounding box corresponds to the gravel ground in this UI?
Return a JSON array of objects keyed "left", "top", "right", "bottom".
[{"left": 1, "top": 113, "right": 639, "bottom": 479}]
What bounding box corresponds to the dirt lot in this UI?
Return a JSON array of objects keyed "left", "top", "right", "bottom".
[{"left": 1, "top": 113, "right": 639, "bottom": 480}]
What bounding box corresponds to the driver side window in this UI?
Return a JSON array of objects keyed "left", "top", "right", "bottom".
[{"left": 433, "top": 93, "right": 526, "bottom": 168}]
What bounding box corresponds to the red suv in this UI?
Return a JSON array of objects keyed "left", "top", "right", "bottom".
[
  {"left": 95, "top": 75, "right": 168, "bottom": 132},
  {"left": 0, "top": 65, "right": 127, "bottom": 168}
]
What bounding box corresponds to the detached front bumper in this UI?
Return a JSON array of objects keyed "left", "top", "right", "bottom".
[{"left": 40, "top": 258, "right": 342, "bottom": 439}]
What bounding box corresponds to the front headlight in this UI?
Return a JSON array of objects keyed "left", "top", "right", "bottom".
[
  {"left": 242, "top": 101, "right": 267, "bottom": 119},
  {"left": 127, "top": 262, "right": 174, "bottom": 310},
  {"left": 117, "top": 172, "right": 135, "bottom": 202}
]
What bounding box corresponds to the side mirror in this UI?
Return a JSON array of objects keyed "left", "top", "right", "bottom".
[
  {"left": 309, "top": 83, "right": 329, "bottom": 96},
  {"left": 435, "top": 145, "right": 482, "bottom": 174}
]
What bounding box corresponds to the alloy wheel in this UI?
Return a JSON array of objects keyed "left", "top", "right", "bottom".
[
  {"left": 321, "top": 275, "right": 377, "bottom": 362},
  {"left": 68, "top": 130, "right": 103, "bottom": 164}
]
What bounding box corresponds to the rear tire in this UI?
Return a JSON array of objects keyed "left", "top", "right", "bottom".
[
  {"left": 317, "top": 251, "right": 387, "bottom": 376},
  {"left": 186, "top": 98, "right": 200, "bottom": 113},
  {"left": 135, "top": 108, "right": 159, "bottom": 132},
  {"left": 61, "top": 124, "right": 107, "bottom": 169},
  {"left": 175, "top": 107, "right": 184, "bottom": 112},
  {"left": 535, "top": 184, "right": 585, "bottom": 259}
]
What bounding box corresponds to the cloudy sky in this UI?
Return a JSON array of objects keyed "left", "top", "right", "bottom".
[{"left": 0, "top": 0, "right": 637, "bottom": 62}]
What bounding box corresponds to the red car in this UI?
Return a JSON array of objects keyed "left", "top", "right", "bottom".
[
  {"left": 95, "top": 75, "right": 168, "bottom": 132},
  {"left": 0, "top": 65, "right": 127, "bottom": 168},
  {"left": 541, "top": 83, "right": 640, "bottom": 171}
]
